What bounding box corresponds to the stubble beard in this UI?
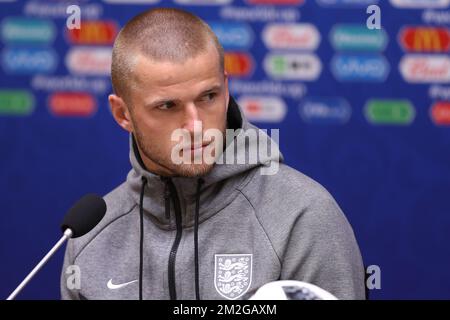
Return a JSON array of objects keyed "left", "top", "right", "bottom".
[{"left": 133, "top": 120, "right": 227, "bottom": 178}]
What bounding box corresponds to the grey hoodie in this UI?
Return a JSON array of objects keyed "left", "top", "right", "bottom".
[{"left": 61, "top": 97, "right": 365, "bottom": 300}]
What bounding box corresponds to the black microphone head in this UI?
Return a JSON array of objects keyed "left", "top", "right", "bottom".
[{"left": 61, "top": 194, "right": 106, "bottom": 238}]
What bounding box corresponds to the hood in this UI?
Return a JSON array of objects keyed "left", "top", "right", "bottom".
[{"left": 125, "top": 96, "right": 283, "bottom": 230}]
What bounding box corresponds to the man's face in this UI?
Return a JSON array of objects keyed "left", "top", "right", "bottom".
[{"left": 118, "top": 45, "right": 229, "bottom": 177}]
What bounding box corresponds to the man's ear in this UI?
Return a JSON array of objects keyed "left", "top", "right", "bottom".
[
  {"left": 224, "top": 71, "right": 230, "bottom": 110},
  {"left": 109, "top": 94, "right": 134, "bottom": 133}
]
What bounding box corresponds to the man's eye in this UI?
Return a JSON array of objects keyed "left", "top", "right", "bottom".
[
  {"left": 157, "top": 102, "right": 175, "bottom": 110},
  {"left": 202, "top": 93, "right": 216, "bottom": 102}
]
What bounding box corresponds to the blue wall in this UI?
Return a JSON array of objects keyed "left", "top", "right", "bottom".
[{"left": 1, "top": 0, "right": 449, "bottom": 299}]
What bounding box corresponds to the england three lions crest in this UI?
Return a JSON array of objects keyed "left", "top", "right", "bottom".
[{"left": 214, "top": 254, "right": 252, "bottom": 300}]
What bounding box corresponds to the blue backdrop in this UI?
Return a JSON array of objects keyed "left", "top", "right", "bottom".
[{"left": 1, "top": 0, "right": 449, "bottom": 299}]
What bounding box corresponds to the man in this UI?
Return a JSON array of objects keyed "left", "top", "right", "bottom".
[{"left": 61, "top": 8, "right": 365, "bottom": 300}]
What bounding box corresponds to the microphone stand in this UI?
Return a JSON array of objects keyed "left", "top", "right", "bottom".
[{"left": 6, "top": 229, "right": 73, "bottom": 300}]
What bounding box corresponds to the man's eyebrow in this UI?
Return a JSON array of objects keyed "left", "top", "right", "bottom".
[
  {"left": 144, "top": 85, "right": 222, "bottom": 108},
  {"left": 144, "top": 98, "right": 179, "bottom": 108},
  {"left": 198, "top": 84, "right": 222, "bottom": 96}
]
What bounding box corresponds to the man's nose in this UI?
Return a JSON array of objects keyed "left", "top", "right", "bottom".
[{"left": 182, "top": 103, "right": 202, "bottom": 133}]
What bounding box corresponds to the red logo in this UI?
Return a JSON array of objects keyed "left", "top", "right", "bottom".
[
  {"left": 48, "top": 92, "right": 97, "bottom": 117},
  {"left": 238, "top": 96, "right": 287, "bottom": 122},
  {"left": 263, "top": 23, "right": 320, "bottom": 50},
  {"left": 224, "top": 52, "right": 254, "bottom": 77},
  {"left": 66, "top": 21, "right": 118, "bottom": 45},
  {"left": 246, "top": 101, "right": 261, "bottom": 114},
  {"left": 431, "top": 102, "right": 450, "bottom": 125},
  {"left": 66, "top": 47, "right": 112, "bottom": 75},
  {"left": 400, "top": 27, "right": 450, "bottom": 52},
  {"left": 400, "top": 55, "right": 450, "bottom": 83}
]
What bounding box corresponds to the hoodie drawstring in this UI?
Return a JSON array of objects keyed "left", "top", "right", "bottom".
[
  {"left": 139, "top": 176, "right": 204, "bottom": 300},
  {"left": 139, "top": 176, "right": 147, "bottom": 300},
  {"left": 194, "top": 178, "right": 204, "bottom": 300}
]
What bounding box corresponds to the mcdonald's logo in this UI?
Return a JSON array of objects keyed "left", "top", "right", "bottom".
[
  {"left": 400, "top": 27, "right": 450, "bottom": 52},
  {"left": 66, "top": 21, "right": 118, "bottom": 45}
]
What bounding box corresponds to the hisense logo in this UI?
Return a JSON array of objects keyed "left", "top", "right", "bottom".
[
  {"left": 1, "top": 17, "right": 55, "bottom": 44},
  {"left": 330, "top": 24, "right": 387, "bottom": 51}
]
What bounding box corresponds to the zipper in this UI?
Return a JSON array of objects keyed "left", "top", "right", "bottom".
[{"left": 166, "top": 178, "right": 183, "bottom": 300}]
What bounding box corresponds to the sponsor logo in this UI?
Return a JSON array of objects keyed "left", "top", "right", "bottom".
[
  {"left": 1, "top": 17, "right": 55, "bottom": 44},
  {"left": 330, "top": 24, "right": 388, "bottom": 51},
  {"left": 365, "top": 99, "right": 415, "bottom": 125},
  {"left": 299, "top": 97, "right": 351, "bottom": 124},
  {"left": 102, "top": 0, "right": 160, "bottom": 3},
  {"left": 66, "top": 21, "right": 118, "bottom": 45},
  {"left": 331, "top": 54, "right": 389, "bottom": 82},
  {"left": 237, "top": 96, "right": 287, "bottom": 122},
  {"left": 214, "top": 254, "right": 252, "bottom": 300},
  {"left": 264, "top": 53, "right": 322, "bottom": 80},
  {"left": 24, "top": 1, "right": 102, "bottom": 19},
  {"left": 422, "top": 10, "right": 450, "bottom": 25},
  {"left": 0, "top": 90, "right": 34, "bottom": 116},
  {"left": 317, "top": 0, "right": 378, "bottom": 7},
  {"left": 230, "top": 80, "right": 306, "bottom": 99},
  {"left": 65, "top": 47, "right": 112, "bottom": 76},
  {"left": 174, "top": 0, "right": 232, "bottom": 4},
  {"left": 219, "top": 6, "right": 300, "bottom": 23},
  {"left": 31, "top": 75, "right": 110, "bottom": 94},
  {"left": 224, "top": 52, "right": 254, "bottom": 77},
  {"left": 107, "top": 279, "right": 138, "bottom": 290},
  {"left": 209, "top": 22, "right": 253, "bottom": 50},
  {"left": 1, "top": 48, "right": 57, "bottom": 74},
  {"left": 246, "top": 0, "right": 304, "bottom": 4},
  {"left": 430, "top": 102, "right": 450, "bottom": 125},
  {"left": 262, "top": 23, "right": 320, "bottom": 50},
  {"left": 390, "top": 0, "right": 450, "bottom": 9},
  {"left": 48, "top": 92, "right": 97, "bottom": 117},
  {"left": 429, "top": 85, "right": 450, "bottom": 100},
  {"left": 399, "top": 27, "right": 450, "bottom": 52},
  {"left": 400, "top": 55, "right": 450, "bottom": 83}
]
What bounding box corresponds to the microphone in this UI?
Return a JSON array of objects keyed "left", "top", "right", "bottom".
[
  {"left": 245, "top": 280, "right": 338, "bottom": 300},
  {"left": 6, "top": 194, "right": 106, "bottom": 300}
]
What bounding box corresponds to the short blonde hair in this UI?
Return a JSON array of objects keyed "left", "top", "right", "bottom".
[{"left": 111, "top": 8, "right": 224, "bottom": 101}]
